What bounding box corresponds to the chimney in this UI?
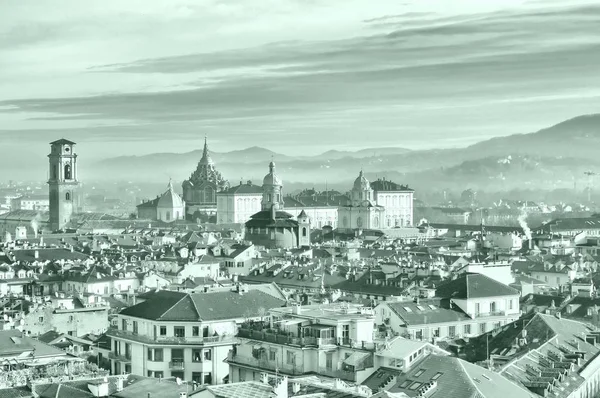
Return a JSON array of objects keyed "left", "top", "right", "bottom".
[
  {"left": 34, "top": 250, "right": 39, "bottom": 260},
  {"left": 117, "top": 377, "right": 125, "bottom": 392},
  {"left": 260, "top": 373, "right": 269, "bottom": 384},
  {"left": 292, "top": 383, "right": 301, "bottom": 394},
  {"left": 179, "top": 393, "right": 187, "bottom": 398},
  {"left": 555, "top": 312, "right": 561, "bottom": 319}
]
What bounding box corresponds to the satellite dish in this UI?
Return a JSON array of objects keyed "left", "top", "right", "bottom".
[
  {"left": 3, "top": 314, "right": 7, "bottom": 321},
  {"left": 8, "top": 317, "right": 13, "bottom": 322},
  {"left": 176, "top": 377, "right": 182, "bottom": 385},
  {"left": 19, "top": 319, "right": 24, "bottom": 326}
]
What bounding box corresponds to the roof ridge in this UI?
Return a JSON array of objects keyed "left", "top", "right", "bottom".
[
  {"left": 189, "top": 293, "right": 203, "bottom": 321},
  {"left": 457, "top": 359, "right": 484, "bottom": 398},
  {"left": 156, "top": 292, "right": 191, "bottom": 321}
]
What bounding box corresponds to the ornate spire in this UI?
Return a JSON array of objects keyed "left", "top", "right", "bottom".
[
  {"left": 200, "top": 136, "right": 214, "bottom": 166},
  {"left": 167, "top": 178, "right": 173, "bottom": 191}
]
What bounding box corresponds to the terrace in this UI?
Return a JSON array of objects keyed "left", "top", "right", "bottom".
[
  {"left": 106, "top": 327, "right": 236, "bottom": 346},
  {"left": 237, "top": 320, "right": 379, "bottom": 351}
]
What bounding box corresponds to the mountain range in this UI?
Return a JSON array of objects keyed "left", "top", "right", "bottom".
[{"left": 87, "top": 113, "right": 600, "bottom": 193}]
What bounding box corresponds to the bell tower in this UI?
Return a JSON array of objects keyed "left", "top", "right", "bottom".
[{"left": 48, "top": 139, "right": 79, "bottom": 231}]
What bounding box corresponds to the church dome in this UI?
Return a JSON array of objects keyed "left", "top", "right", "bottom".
[
  {"left": 263, "top": 161, "right": 282, "bottom": 186},
  {"left": 157, "top": 180, "right": 185, "bottom": 209},
  {"left": 353, "top": 170, "right": 370, "bottom": 191}
]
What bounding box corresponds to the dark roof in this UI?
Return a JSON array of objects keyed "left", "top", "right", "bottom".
[
  {"left": 370, "top": 179, "right": 413, "bottom": 192},
  {"left": 219, "top": 183, "right": 263, "bottom": 195},
  {"left": 11, "top": 249, "right": 89, "bottom": 263},
  {"left": 37, "top": 330, "right": 61, "bottom": 344},
  {"left": 50, "top": 138, "right": 76, "bottom": 145},
  {"left": 245, "top": 210, "right": 299, "bottom": 228},
  {"left": 435, "top": 273, "right": 519, "bottom": 299},
  {"left": 119, "top": 289, "right": 286, "bottom": 321},
  {"left": 536, "top": 217, "right": 600, "bottom": 232},
  {"left": 136, "top": 197, "right": 160, "bottom": 209}
]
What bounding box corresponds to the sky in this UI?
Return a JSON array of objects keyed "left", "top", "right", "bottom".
[{"left": 0, "top": 0, "right": 599, "bottom": 162}]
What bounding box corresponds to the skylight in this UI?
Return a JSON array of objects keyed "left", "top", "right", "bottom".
[
  {"left": 428, "top": 305, "right": 436, "bottom": 310},
  {"left": 414, "top": 369, "right": 426, "bottom": 377},
  {"left": 403, "top": 307, "right": 413, "bottom": 312},
  {"left": 409, "top": 382, "right": 423, "bottom": 390},
  {"left": 416, "top": 306, "right": 425, "bottom": 311},
  {"left": 399, "top": 380, "right": 411, "bottom": 388},
  {"left": 431, "top": 372, "right": 443, "bottom": 380}
]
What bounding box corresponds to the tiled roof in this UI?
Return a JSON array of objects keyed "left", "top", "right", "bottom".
[
  {"left": 136, "top": 197, "right": 159, "bottom": 209},
  {"left": 119, "top": 289, "right": 286, "bottom": 321},
  {"left": 435, "top": 273, "right": 519, "bottom": 299},
  {"left": 219, "top": 183, "right": 264, "bottom": 195},
  {"left": 498, "top": 314, "right": 599, "bottom": 398},
  {"left": 377, "top": 355, "right": 533, "bottom": 398},
  {"left": 191, "top": 381, "right": 276, "bottom": 398},
  {"left": 10, "top": 249, "right": 89, "bottom": 263},
  {"left": 245, "top": 210, "right": 299, "bottom": 228},
  {"left": 386, "top": 298, "right": 471, "bottom": 326},
  {"left": 536, "top": 217, "right": 600, "bottom": 232},
  {"left": 0, "top": 330, "right": 65, "bottom": 358},
  {"left": 0, "top": 387, "right": 32, "bottom": 398},
  {"left": 370, "top": 179, "right": 413, "bottom": 192}
]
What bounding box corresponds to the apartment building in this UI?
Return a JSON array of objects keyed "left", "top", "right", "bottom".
[
  {"left": 375, "top": 273, "right": 521, "bottom": 341},
  {"left": 227, "top": 303, "right": 447, "bottom": 385},
  {"left": 107, "top": 288, "right": 285, "bottom": 387}
]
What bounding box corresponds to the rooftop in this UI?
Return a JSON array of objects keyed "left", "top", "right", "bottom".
[{"left": 119, "top": 289, "right": 286, "bottom": 321}]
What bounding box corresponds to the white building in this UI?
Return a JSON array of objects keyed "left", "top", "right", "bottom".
[
  {"left": 216, "top": 181, "right": 263, "bottom": 224},
  {"left": 338, "top": 171, "right": 386, "bottom": 230},
  {"left": 10, "top": 194, "right": 49, "bottom": 211},
  {"left": 370, "top": 178, "right": 414, "bottom": 227},
  {"left": 338, "top": 171, "right": 414, "bottom": 231},
  {"left": 108, "top": 289, "right": 286, "bottom": 386}
]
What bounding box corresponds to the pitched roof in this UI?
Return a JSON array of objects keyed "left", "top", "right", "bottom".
[
  {"left": 120, "top": 289, "right": 286, "bottom": 321},
  {"left": 435, "top": 273, "right": 519, "bottom": 299},
  {"left": 50, "top": 139, "right": 76, "bottom": 145},
  {"left": 220, "top": 183, "right": 264, "bottom": 195},
  {"left": 191, "top": 381, "right": 276, "bottom": 398},
  {"left": 373, "top": 355, "right": 533, "bottom": 398},
  {"left": 386, "top": 298, "right": 471, "bottom": 326}
]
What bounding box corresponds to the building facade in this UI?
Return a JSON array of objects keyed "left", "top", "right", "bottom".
[
  {"left": 11, "top": 194, "right": 50, "bottom": 212},
  {"left": 338, "top": 171, "right": 385, "bottom": 231},
  {"left": 137, "top": 180, "right": 186, "bottom": 223},
  {"left": 107, "top": 289, "right": 286, "bottom": 386},
  {"left": 228, "top": 303, "right": 379, "bottom": 384},
  {"left": 371, "top": 178, "right": 414, "bottom": 227},
  {"left": 182, "top": 138, "right": 229, "bottom": 220},
  {"left": 216, "top": 181, "right": 263, "bottom": 224},
  {"left": 48, "top": 139, "right": 80, "bottom": 231},
  {"left": 245, "top": 162, "right": 311, "bottom": 249}
]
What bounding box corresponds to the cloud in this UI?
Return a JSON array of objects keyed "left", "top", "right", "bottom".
[{"left": 0, "top": 0, "right": 599, "bottom": 162}]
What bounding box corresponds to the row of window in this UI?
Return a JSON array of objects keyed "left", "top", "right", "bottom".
[
  {"left": 413, "top": 321, "right": 503, "bottom": 339},
  {"left": 147, "top": 348, "right": 212, "bottom": 362},
  {"left": 122, "top": 320, "right": 210, "bottom": 338},
  {"left": 147, "top": 370, "right": 212, "bottom": 385}
]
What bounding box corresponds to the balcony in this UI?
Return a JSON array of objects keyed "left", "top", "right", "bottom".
[
  {"left": 108, "top": 352, "right": 132, "bottom": 363},
  {"left": 107, "top": 328, "right": 236, "bottom": 346},
  {"left": 472, "top": 310, "right": 507, "bottom": 319},
  {"left": 226, "top": 352, "right": 363, "bottom": 382},
  {"left": 318, "top": 367, "right": 357, "bottom": 382},
  {"left": 238, "top": 325, "right": 373, "bottom": 350},
  {"left": 226, "top": 351, "right": 305, "bottom": 376},
  {"left": 169, "top": 360, "right": 185, "bottom": 370}
]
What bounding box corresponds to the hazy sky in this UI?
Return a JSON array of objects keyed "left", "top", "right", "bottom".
[{"left": 1, "top": 0, "right": 599, "bottom": 161}]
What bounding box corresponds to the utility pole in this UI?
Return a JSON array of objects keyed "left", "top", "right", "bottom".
[{"left": 584, "top": 171, "right": 596, "bottom": 203}]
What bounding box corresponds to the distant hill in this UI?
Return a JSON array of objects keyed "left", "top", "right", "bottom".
[{"left": 86, "top": 113, "right": 600, "bottom": 191}]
